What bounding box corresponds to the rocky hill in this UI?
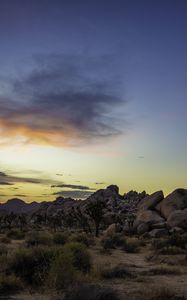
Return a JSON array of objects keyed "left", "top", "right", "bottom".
[
  {"left": 0, "top": 198, "right": 41, "bottom": 214},
  {"left": 1, "top": 186, "right": 187, "bottom": 236}
]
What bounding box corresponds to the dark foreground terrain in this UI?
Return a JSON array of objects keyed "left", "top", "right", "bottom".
[{"left": 0, "top": 185, "right": 186, "bottom": 299}]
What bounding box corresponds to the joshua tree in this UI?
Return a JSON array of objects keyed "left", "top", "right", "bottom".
[
  {"left": 47, "top": 214, "right": 62, "bottom": 231},
  {"left": 18, "top": 214, "right": 27, "bottom": 231},
  {"left": 71, "top": 206, "right": 92, "bottom": 234},
  {"left": 4, "top": 212, "right": 16, "bottom": 229},
  {"left": 85, "top": 200, "right": 106, "bottom": 237}
]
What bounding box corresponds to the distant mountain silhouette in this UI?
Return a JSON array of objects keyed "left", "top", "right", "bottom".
[{"left": 0, "top": 198, "right": 41, "bottom": 214}]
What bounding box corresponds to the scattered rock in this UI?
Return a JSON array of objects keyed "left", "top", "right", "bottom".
[
  {"left": 137, "top": 223, "right": 150, "bottom": 235},
  {"left": 169, "top": 227, "right": 184, "bottom": 234},
  {"left": 148, "top": 228, "right": 168, "bottom": 238}
]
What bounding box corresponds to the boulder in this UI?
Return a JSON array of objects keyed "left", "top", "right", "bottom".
[
  {"left": 155, "top": 201, "right": 162, "bottom": 213},
  {"left": 169, "top": 227, "right": 184, "bottom": 234},
  {"left": 149, "top": 228, "right": 168, "bottom": 238},
  {"left": 135, "top": 210, "right": 165, "bottom": 228},
  {"left": 138, "top": 191, "right": 164, "bottom": 211},
  {"left": 103, "top": 223, "right": 116, "bottom": 237},
  {"left": 160, "top": 189, "right": 187, "bottom": 219},
  {"left": 137, "top": 223, "right": 150, "bottom": 235},
  {"left": 167, "top": 209, "right": 187, "bottom": 229},
  {"left": 107, "top": 185, "right": 119, "bottom": 195}
]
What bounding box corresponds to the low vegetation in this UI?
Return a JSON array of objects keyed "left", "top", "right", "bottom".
[{"left": 0, "top": 226, "right": 186, "bottom": 299}]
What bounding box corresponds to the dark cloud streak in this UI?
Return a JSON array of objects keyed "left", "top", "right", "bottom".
[
  {"left": 51, "top": 184, "right": 95, "bottom": 190},
  {"left": 0, "top": 53, "right": 126, "bottom": 146}
]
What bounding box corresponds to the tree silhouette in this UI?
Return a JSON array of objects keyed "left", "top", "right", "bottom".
[{"left": 85, "top": 200, "right": 106, "bottom": 237}]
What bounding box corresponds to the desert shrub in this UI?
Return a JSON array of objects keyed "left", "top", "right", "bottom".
[
  {"left": 0, "top": 236, "right": 11, "bottom": 244},
  {"left": 158, "top": 246, "right": 186, "bottom": 255},
  {"left": 69, "top": 232, "right": 94, "bottom": 247},
  {"left": 100, "top": 265, "right": 134, "bottom": 279},
  {"left": 152, "top": 235, "right": 187, "bottom": 253},
  {"left": 6, "top": 229, "right": 25, "bottom": 240},
  {"left": 9, "top": 246, "right": 56, "bottom": 285},
  {"left": 64, "top": 284, "right": 121, "bottom": 300},
  {"left": 123, "top": 238, "right": 140, "bottom": 253},
  {"left": 101, "top": 234, "right": 126, "bottom": 250},
  {"left": 48, "top": 251, "right": 79, "bottom": 290},
  {"left": 0, "top": 255, "right": 9, "bottom": 273},
  {"left": 26, "top": 231, "right": 53, "bottom": 246},
  {"left": 53, "top": 232, "right": 68, "bottom": 245},
  {"left": 143, "top": 266, "right": 181, "bottom": 276},
  {"left": 167, "top": 234, "right": 187, "bottom": 249},
  {"left": 0, "top": 275, "right": 23, "bottom": 295},
  {"left": 63, "top": 242, "right": 91, "bottom": 273},
  {"left": 0, "top": 244, "right": 8, "bottom": 256},
  {"left": 152, "top": 238, "right": 167, "bottom": 250},
  {"left": 101, "top": 236, "right": 116, "bottom": 249},
  {"left": 138, "top": 286, "right": 185, "bottom": 300}
]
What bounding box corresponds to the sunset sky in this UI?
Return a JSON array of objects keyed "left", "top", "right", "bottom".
[{"left": 0, "top": 0, "right": 187, "bottom": 202}]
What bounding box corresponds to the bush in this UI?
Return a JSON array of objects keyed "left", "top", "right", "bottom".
[
  {"left": 101, "top": 234, "right": 126, "bottom": 250},
  {"left": 152, "top": 234, "right": 187, "bottom": 253},
  {"left": 6, "top": 229, "right": 25, "bottom": 240},
  {"left": 63, "top": 242, "right": 91, "bottom": 273},
  {"left": 64, "top": 284, "right": 121, "bottom": 300},
  {"left": 0, "top": 236, "right": 11, "bottom": 244},
  {"left": 0, "top": 244, "right": 8, "bottom": 256},
  {"left": 9, "top": 246, "right": 56, "bottom": 285},
  {"left": 0, "top": 275, "right": 23, "bottom": 295},
  {"left": 138, "top": 286, "right": 185, "bottom": 300},
  {"left": 69, "top": 233, "right": 94, "bottom": 247},
  {"left": 48, "top": 251, "right": 78, "bottom": 290},
  {"left": 123, "top": 238, "right": 140, "bottom": 253},
  {"left": 167, "top": 234, "right": 187, "bottom": 249},
  {"left": 26, "top": 231, "right": 53, "bottom": 246},
  {"left": 143, "top": 266, "right": 181, "bottom": 276},
  {"left": 53, "top": 232, "right": 68, "bottom": 245},
  {"left": 158, "top": 246, "right": 186, "bottom": 255},
  {"left": 100, "top": 265, "right": 134, "bottom": 279},
  {"left": 152, "top": 239, "right": 168, "bottom": 250}
]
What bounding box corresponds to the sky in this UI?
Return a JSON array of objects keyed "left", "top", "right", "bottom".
[{"left": 0, "top": 0, "right": 187, "bottom": 202}]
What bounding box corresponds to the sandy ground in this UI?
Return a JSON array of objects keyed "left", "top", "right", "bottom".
[{"left": 1, "top": 236, "right": 187, "bottom": 299}]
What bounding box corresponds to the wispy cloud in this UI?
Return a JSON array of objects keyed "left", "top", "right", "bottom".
[
  {"left": 0, "top": 53, "right": 126, "bottom": 147},
  {"left": 51, "top": 184, "right": 95, "bottom": 191},
  {"left": 0, "top": 170, "right": 63, "bottom": 186},
  {"left": 53, "top": 190, "right": 93, "bottom": 199}
]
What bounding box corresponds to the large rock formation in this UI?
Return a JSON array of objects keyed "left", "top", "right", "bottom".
[
  {"left": 135, "top": 210, "right": 165, "bottom": 228},
  {"left": 1, "top": 185, "right": 187, "bottom": 235},
  {"left": 137, "top": 191, "right": 164, "bottom": 211},
  {"left": 167, "top": 208, "right": 187, "bottom": 229},
  {"left": 160, "top": 189, "right": 187, "bottom": 219}
]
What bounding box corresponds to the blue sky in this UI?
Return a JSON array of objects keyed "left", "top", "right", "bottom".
[{"left": 0, "top": 0, "right": 186, "bottom": 201}]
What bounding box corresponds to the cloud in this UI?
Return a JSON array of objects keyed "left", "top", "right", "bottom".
[
  {"left": 0, "top": 172, "right": 7, "bottom": 177},
  {"left": 0, "top": 170, "right": 63, "bottom": 186},
  {"left": 51, "top": 184, "right": 95, "bottom": 191},
  {"left": 0, "top": 182, "right": 14, "bottom": 186},
  {"left": 53, "top": 190, "right": 93, "bottom": 199},
  {"left": 0, "top": 54, "right": 126, "bottom": 147}
]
